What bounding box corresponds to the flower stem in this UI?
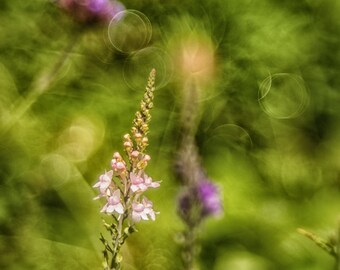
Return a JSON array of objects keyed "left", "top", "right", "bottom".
[
  {"left": 111, "top": 216, "right": 124, "bottom": 270},
  {"left": 180, "top": 79, "right": 200, "bottom": 139},
  {"left": 182, "top": 225, "right": 199, "bottom": 270}
]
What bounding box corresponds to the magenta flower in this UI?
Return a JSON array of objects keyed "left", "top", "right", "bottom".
[
  {"left": 101, "top": 189, "right": 124, "bottom": 214},
  {"left": 178, "top": 178, "right": 222, "bottom": 223},
  {"left": 56, "top": 0, "right": 125, "bottom": 24},
  {"left": 197, "top": 180, "right": 222, "bottom": 217}
]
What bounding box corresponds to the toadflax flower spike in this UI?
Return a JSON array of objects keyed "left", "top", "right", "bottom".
[{"left": 93, "top": 69, "right": 160, "bottom": 270}]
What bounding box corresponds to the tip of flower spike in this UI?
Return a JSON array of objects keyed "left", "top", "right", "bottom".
[
  {"left": 146, "top": 69, "right": 156, "bottom": 92},
  {"left": 151, "top": 69, "right": 156, "bottom": 81}
]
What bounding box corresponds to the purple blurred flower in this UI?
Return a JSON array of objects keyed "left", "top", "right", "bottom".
[
  {"left": 197, "top": 180, "right": 222, "bottom": 217},
  {"left": 56, "top": 0, "right": 125, "bottom": 24},
  {"left": 178, "top": 178, "right": 222, "bottom": 224}
]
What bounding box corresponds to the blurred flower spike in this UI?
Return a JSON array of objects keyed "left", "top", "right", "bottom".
[
  {"left": 93, "top": 69, "right": 160, "bottom": 270},
  {"left": 168, "top": 18, "right": 216, "bottom": 85},
  {"left": 56, "top": 0, "right": 125, "bottom": 25},
  {"left": 178, "top": 37, "right": 215, "bottom": 82}
]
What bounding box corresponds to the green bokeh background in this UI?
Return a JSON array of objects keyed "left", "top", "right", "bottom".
[{"left": 1, "top": 0, "right": 340, "bottom": 269}]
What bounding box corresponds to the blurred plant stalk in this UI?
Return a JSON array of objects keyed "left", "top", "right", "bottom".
[
  {"left": 1, "top": 35, "right": 77, "bottom": 135},
  {"left": 175, "top": 79, "right": 222, "bottom": 270},
  {"left": 171, "top": 26, "right": 222, "bottom": 269},
  {"left": 2, "top": 0, "right": 125, "bottom": 136}
]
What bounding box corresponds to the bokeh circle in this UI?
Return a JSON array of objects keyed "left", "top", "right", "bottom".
[
  {"left": 123, "top": 46, "right": 173, "bottom": 91},
  {"left": 108, "top": 10, "right": 152, "bottom": 53},
  {"left": 258, "top": 73, "right": 309, "bottom": 119}
]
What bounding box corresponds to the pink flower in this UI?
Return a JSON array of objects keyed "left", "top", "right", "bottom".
[
  {"left": 130, "top": 172, "right": 160, "bottom": 193},
  {"left": 101, "top": 189, "right": 124, "bottom": 214},
  {"left": 144, "top": 174, "right": 161, "bottom": 189},
  {"left": 141, "top": 197, "right": 158, "bottom": 221},
  {"left": 130, "top": 172, "right": 147, "bottom": 192},
  {"left": 131, "top": 202, "right": 148, "bottom": 222},
  {"left": 131, "top": 197, "right": 159, "bottom": 222},
  {"left": 93, "top": 170, "right": 113, "bottom": 194},
  {"left": 111, "top": 152, "right": 126, "bottom": 175}
]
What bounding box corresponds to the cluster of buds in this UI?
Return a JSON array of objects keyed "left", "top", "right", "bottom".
[
  {"left": 55, "top": 0, "right": 125, "bottom": 25},
  {"left": 93, "top": 69, "right": 160, "bottom": 270}
]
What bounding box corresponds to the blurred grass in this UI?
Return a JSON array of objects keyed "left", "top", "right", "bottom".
[{"left": 0, "top": 0, "right": 340, "bottom": 269}]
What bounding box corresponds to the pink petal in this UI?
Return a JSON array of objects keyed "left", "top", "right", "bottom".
[
  {"left": 100, "top": 204, "right": 107, "bottom": 213},
  {"left": 132, "top": 212, "right": 141, "bottom": 222},
  {"left": 139, "top": 184, "right": 147, "bottom": 191},
  {"left": 151, "top": 182, "right": 160, "bottom": 188},
  {"left": 141, "top": 213, "right": 149, "bottom": 220},
  {"left": 93, "top": 195, "right": 103, "bottom": 200},
  {"left": 93, "top": 182, "right": 100, "bottom": 188},
  {"left": 130, "top": 185, "right": 139, "bottom": 192},
  {"left": 100, "top": 182, "right": 110, "bottom": 191},
  {"left": 142, "top": 197, "right": 152, "bottom": 207},
  {"left": 106, "top": 205, "right": 115, "bottom": 213},
  {"left": 133, "top": 203, "right": 144, "bottom": 212},
  {"left": 114, "top": 203, "right": 124, "bottom": 214},
  {"left": 149, "top": 211, "right": 156, "bottom": 221},
  {"left": 112, "top": 189, "right": 121, "bottom": 201}
]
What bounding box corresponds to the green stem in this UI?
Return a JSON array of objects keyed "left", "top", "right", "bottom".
[{"left": 111, "top": 216, "right": 124, "bottom": 270}]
